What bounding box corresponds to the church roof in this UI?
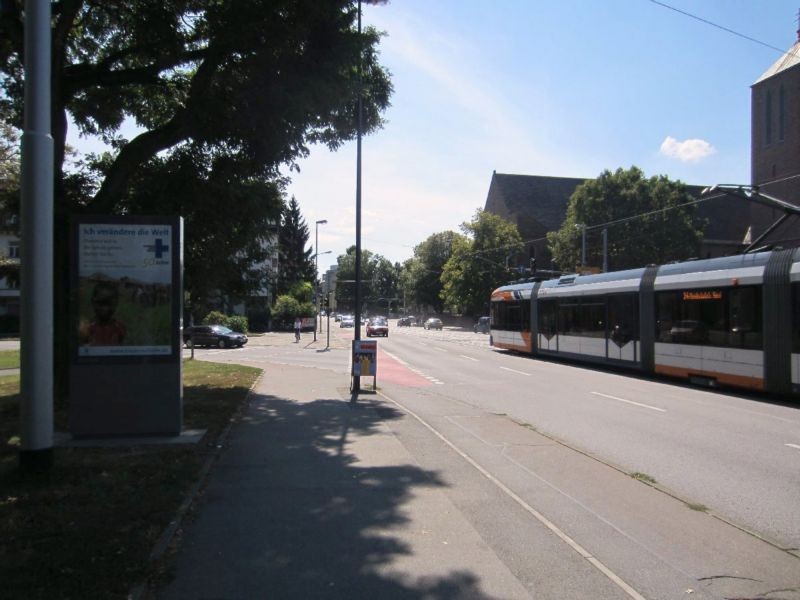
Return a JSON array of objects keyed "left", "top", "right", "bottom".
[
  {"left": 753, "top": 39, "right": 800, "bottom": 85},
  {"left": 487, "top": 173, "right": 584, "bottom": 230}
]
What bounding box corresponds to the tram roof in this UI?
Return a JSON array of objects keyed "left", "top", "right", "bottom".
[{"left": 494, "top": 250, "right": 777, "bottom": 294}]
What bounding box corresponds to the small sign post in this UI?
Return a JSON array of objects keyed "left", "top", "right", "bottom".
[{"left": 352, "top": 339, "right": 377, "bottom": 391}]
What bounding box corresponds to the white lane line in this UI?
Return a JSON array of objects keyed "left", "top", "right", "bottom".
[
  {"left": 500, "top": 366, "right": 531, "bottom": 376},
  {"left": 378, "top": 390, "right": 647, "bottom": 600},
  {"left": 786, "top": 443, "right": 800, "bottom": 450},
  {"left": 460, "top": 355, "right": 479, "bottom": 362},
  {"left": 433, "top": 346, "right": 447, "bottom": 352},
  {"left": 591, "top": 392, "right": 666, "bottom": 413}
]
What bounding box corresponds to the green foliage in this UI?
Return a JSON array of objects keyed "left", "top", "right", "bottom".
[
  {"left": 334, "top": 246, "right": 399, "bottom": 312},
  {"left": 226, "top": 315, "right": 249, "bottom": 334},
  {"left": 402, "top": 231, "right": 461, "bottom": 314},
  {"left": 202, "top": 311, "right": 229, "bottom": 326},
  {"left": 273, "top": 294, "right": 301, "bottom": 323},
  {"left": 289, "top": 281, "right": 314, "bottom": 304},
  {"left": 298, "top": 301, "right": 316, "bottom": 318},
  {"left": 278, "top": 197, "right": 316, "bottom": 295},
  {"left": 441, "top": 210, "right": 523, "bottom": 316},
  {"left": 547, "top": 167, "right": 705, "bottom": 271},
  {"left": 200, "top": 311, "right": 249, "bottom": 333},
  {"left": 123, "top": 146, "right": 284, "bottom": 314}
]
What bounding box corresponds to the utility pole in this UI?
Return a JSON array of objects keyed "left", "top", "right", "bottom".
[
  {"left": 353, "top": 0, "right": 364, "bottom": 392},
  {"left": 314, "top": 219, "right": 327, "bottom": 342},
  {"left": 20, "top": 0, "right": 54, "bottom": 471}
]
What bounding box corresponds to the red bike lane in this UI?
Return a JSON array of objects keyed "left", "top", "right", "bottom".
[{"left": 334, "top": 328, "right": 432, "bottom": 388}]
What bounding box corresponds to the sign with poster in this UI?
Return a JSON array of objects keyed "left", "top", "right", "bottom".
[
  {"left": 76, "top": 221, "right": 176, "bottom": 357},
  {"left": 70, "top": 215, "right": 184, "bottom": 437},
  {"left": 352, "top": 339, "right": 378, "bottom": 391}
]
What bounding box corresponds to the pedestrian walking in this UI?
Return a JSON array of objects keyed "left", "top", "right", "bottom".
[{"left": 294, "top": 317, "right": 301, "bottom": 343}]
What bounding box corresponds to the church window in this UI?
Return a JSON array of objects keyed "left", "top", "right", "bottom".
[{"left": 765, "top": 90, "right": 773, "bottom": 145}]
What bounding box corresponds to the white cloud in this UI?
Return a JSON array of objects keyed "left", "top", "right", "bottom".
[{"left": 659, "top": 136, "right": 716, "bottom": 163}]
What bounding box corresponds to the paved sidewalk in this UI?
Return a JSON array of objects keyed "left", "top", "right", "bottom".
[{"left": 157, "top": 363, "right": 530, "bottom": 599}]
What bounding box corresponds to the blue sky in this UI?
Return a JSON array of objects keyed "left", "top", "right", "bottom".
[
  {"left": 65, "top": 1, "right": 800, "bottom": 276},
  {"left": 284, "top": 0, "right": 799, "bottom": 274}
]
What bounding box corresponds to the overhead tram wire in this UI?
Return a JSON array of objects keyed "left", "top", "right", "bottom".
[{"left": 648, "top": 0, "right": 799, "bottom": 58}]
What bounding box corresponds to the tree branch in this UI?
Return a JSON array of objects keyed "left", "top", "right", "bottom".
[{"left": 90, "top": 117, "right": 187, "bottom": 212}]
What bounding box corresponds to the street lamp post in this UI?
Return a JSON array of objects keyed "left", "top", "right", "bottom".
[
  {"left": 575, "top": 223, "right": 586, "bottom": 269},
  {"left": 314, "top": 219, "right": 327, "bottom": 342}
]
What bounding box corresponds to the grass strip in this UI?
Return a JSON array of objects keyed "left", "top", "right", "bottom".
[{"left": 0, "top": 360, "right": 260, "bottom": 600}]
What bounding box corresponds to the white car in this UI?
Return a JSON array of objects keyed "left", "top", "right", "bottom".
[{"left": 340, "top": 316, "right": 355, "bottom": 328}]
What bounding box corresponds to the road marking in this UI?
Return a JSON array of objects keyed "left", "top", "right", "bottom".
[
  {"left": 460, "top": 355, "right": 479, "bottom": 362},
  {"left": 500, "top": 366, "right": 531, "bottom": 376},
  {"left": 786, "top": 443, "right": 800, "bottom": 450},
  {"left": 378, "top": 390, "right": 647, "bottom": 600},
  {"left": 591, "top": 392, "right": 666, "bottom": 413},
  {"left": 433, "top": 346, "right": 447, "bottom": 352},
  {"left": 384, "top": 350, "right": 444, "bottom": 385}
]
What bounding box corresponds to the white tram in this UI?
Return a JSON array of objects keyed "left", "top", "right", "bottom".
[{"left": 490, "top": 249, "right": 800, "bottom": 395}]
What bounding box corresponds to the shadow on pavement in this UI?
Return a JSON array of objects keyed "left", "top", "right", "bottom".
[{"left": 159, "top": 392, "right": 502, "bottom": 599}]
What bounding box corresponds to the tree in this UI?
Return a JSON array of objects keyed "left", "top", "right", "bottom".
[
  {"left": 402, "top": 231, "right": 461, "bottom": 314},
  {"left": 334, "top": 246, "right": 396, "bottom": 312},
  {"left": 124, "top": 145, "right": 284, "bottom": 320},
  {"left": 1, "top": 1, "right": 392, "bottom": 211},
  {"left": 277, "top": 197, "right": 315, "bottom": 295},
  {"left": 1, "top": 1, "right": 392, "bottom": 397},
  {"left": 547, "top": 167, "right": 705, "bottom": 272},
  {"left": 440, "top": 210, "right": 523, "bottom": 316}
]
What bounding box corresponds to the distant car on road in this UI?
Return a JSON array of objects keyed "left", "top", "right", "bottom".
[
  {"left": 366, "top": 317, "right": 389, "bottom": 337},
  {"left": 423, "top": 318, "right": 443, "bottom": 331},
  {"left": 183, "top": 325, "right": 248, "bottom": 348},
  {"left": 474, "top": 316, "right": 490, "bottom": 334},
  {"left": 397, "top": 316, "right": 416, "bottom": 327}
]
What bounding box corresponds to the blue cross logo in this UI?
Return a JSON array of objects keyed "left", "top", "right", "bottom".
[{"left": 145, "top": 238, "right": 169, "bottom": 258}]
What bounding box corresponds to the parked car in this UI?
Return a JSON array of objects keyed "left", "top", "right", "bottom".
[
  {"left": 474, "top": 316, "right": 490, "bottom": 334},
  {"left": 423, "top": 317, "right": 443, "bottom": 331},
  {"left": 183, "top": 325, "right": 248, "bottom": 348},
  {"left": 397, "top": 316, "right": 416, "bottom": 327},
  {"left": 366, "top": 317, "right": 389, "bottom": 337},
  {"left": 340, "top": 315, "right": 355, "bottom": 328}
]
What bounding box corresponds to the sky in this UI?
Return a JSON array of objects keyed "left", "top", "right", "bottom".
[{"left": 68, "top": 0, "right": 800, "bottom": 277}]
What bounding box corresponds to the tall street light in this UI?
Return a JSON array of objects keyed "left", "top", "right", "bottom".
[
  {"left": 354, "top": 0, "right": 386, "bottom": 392},
  {"left": 314, "top": 219, "right": 328, "bottom": 342}
]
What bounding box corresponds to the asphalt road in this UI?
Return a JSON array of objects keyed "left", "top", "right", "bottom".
[{"left": 191, "top": 322, "right": 800, "bottom": 555}]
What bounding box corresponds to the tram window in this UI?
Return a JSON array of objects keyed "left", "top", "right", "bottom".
[
  {"left": 559, "top": 302, "right": 579, "bottom": 335},
  {"left": 558, "top": 297, "right": 605, "bottom": 337},
  {"left": 492, "top": 300, "right": 528, "bottom": 331},
  {"left": 538, "top": 299, "right": 557, "bottom": 339},
  {"left": 608, "top": 294, "right": 638, "bottom": 347},
  {"left": 728, "top": 286, "right": 762, "bottom": 349},
  {"left": 793, "top": 283, "right": 800, "bottom": 353},
  {"left": 656, "top": 286, "right": 761, "bottom": 349}
]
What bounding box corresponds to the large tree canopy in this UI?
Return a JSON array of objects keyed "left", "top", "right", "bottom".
[
  {"left": 334, "top": 245, "right": 397, "bottom": 313},
  {"left": 547, "top": 167, "right": 704, "bottom": 272},
  {"left": 401, "top": 230, "right": 460, "bottom": 314},
  {"left": 0, "top": 0, "right": 392, "bottom": 212},
  {"left": 440, "top": 210, "right": 522, "bottom": 316}
]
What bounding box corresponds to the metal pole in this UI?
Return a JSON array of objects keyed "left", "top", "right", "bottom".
[
  {"left": 581, "top": 225, "right": 586, "bottom": 268},
  {"left": 602, "top": 228, "right": 608, "bottom": 272},
  {"left": 314, "top": 223, "right": 318, "bottom": 342},
  {"left": 353, "top": 0, "right": 363, "bottom": 392},
  {"left": 20, "top": 0, "right": 54, "bottom": 471}
]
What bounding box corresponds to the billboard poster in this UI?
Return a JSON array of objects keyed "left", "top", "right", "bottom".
[{"left": 77, "top": 222, "right": 174, "bottom": 357}]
